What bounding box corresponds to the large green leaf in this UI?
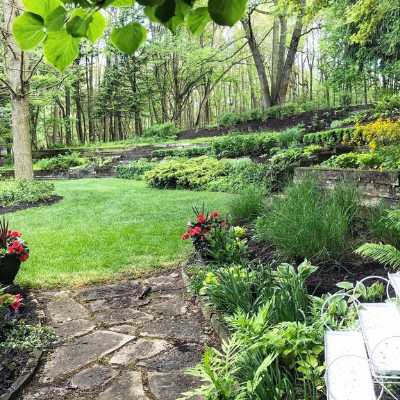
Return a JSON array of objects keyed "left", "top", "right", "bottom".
[
  {"left": 43, "top": 29, "right": 79, "bottom": 71},
  {"left": 187, "top": 7, "right": 211, "bottom": 35},
  {"left": 66, "top": 15, "right": 84, "bottom": 36},
  {"left": 44, "top": 6, "right": 67, "bottom": 31},
  {"left": 208, "top": 0, "right": 246, "bottom": 27},
  {"left": 70, "top": 9, "right": 106, "bottom": 43},
  {"left": 12, "top": 12, "right": 46, "bottom": 51},
  {"left": 155, "top": 0, "right": 176, "bottom": 22},
  {"left": 137, "top": 0, "right": 164, "bottom": 5},
  {"left": 110, "top": 22, "right": 146, "bottom": 56},
  {"left": 111, "top": 0, "right": 136, "bottom": 6},
  {"left": 22, "top": 0, "right": 62, "bottom": 18}
]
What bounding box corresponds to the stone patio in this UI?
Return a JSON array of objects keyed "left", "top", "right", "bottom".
[{"left": 18, "top": 270, "right": 213, "bottom": 400}]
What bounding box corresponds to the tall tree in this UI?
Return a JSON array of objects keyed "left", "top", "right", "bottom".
[{"left": 0, "top": 0, "right": 33, "bottom": 179}]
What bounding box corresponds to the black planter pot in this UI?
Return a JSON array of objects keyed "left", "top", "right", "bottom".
[{"left": 0, "top": 256, "right": 21, "bottom": 285}]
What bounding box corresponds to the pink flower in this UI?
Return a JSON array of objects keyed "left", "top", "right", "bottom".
[
  {"left": 181, "top": 232, "right": 190, "bottom": 240},
  {"left": 12, "top": 240, "right": 20, "bottom": 249},
  {"left": 7, "top": 246, "right": 14, "bottom": 253},
  {"left": 11, "top": 231, "right": 19, "bottom": 237},
  {"left": 189, "top": 229, "right": 196, "bottom": 236},
  {"left": 194, "top": 227, "right": 201, "bottom": 234},
  {"left": 221, "top": 222, "right": 227, "bottom": 227},
  {"left": 15, "top": 294, "right": 23, "bottom": 300}
]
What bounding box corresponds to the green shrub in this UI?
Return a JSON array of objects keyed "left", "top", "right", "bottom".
[
  {"left": 357, "top": 152, "right": 384, "bottom": 169},
  {"left": 263, "top": 105, "right": 282, "bottom": 120},
  {"left": 116, "top": 158, "right": 158, "bottom": 180},
  {"left": 255, "top": 175, "right": 362, "bottom": 264},
  {"left": 144, "top": 156, "right": 227, "bottom": 190},
  {"left": 262, "top": 103, "right": 300, "bottom": 120},
  {"left": 330, "top": 120, "right": 343, "bottom": 129},
  {"left": 0, "top": 179, "right": 57, "bottom": 207},
  {"left": 35, "top": 151, "right": 83, "bottom": 170},
  {"left": 218, "top": 112, "right": 248, "bottom": 127},
  {"left": 248, "top": 108, "right": 263, "bottom": 120},
  {"left": 276, "top": 126, "right": 302, "bottom": 148},
  {"left": 151, "top": 146, "right": 211, "bottom": 158},
  {"left": 142, "top": 122, "right": 180, "bottom": 140},
  {"left": 321, "top": 153, "right": 359, "bottom": 169},
  {"left": 228, "top": 185, "right": 267, "bottom": 222},
  {"left": 208, "top": 158, "right": 287, "bottom": 193},
  {"left": 212, "top": 133, "right": 277, "bottom": 158},
  {"left": 302, "top": 127, "right": 355, "bottom": 145}
]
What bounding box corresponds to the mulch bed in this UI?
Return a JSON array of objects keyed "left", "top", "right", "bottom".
[
  {"left": 245, "top": 232, "right": 392, "bottom": 296},
  {"left": 0, "top": 288, "right": 38, "bottom": 396},
  {"left": 176, "top": 105, "right": 373, "bottom": 141},
  {"left": 0, "top": 196, "right": 63, "bottom": 215}
]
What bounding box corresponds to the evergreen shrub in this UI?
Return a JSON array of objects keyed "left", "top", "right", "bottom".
[{"left": 144, "top": 156, "right": 227, "bottom": 190}]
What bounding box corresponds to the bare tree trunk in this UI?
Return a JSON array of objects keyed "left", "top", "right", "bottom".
[
  {"left": 1, "top": 0, "right": 33, "bottom": 179},
  {"left": 241, "top": 15, "right": 272, "bottom": 110},
  {"left": 52, "top": 105, "right": 58, "bottom": 144},
  {"left": 65, "top": 87, "right": 71, "bottom": 145}
]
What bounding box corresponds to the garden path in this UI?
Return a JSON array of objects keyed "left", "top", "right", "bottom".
[{"left": 18, "top": 270, "right": 211, "bottom": 400}]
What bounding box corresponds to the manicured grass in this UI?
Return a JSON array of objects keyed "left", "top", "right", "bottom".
[{"left": 5, "top": 179, "right": 231, "bottom": 289}]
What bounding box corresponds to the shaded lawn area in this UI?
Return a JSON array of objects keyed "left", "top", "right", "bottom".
[{"left": 5, "top": 179, "right": 231, "bottom": 289}]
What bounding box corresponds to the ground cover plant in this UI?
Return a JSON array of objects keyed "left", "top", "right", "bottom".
[
  {"left": 34, "top": 152, "right": 84, "bottom": 170},
  {"left": 0, "top": 179, "right": 57, "bottom": 208},
  {"left": 5, "top": 179, "right": 231, "bottom": 288}
]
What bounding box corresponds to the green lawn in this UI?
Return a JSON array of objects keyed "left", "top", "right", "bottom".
[{"left": 5, "top": 179, "right": 231, "bottom": 289}]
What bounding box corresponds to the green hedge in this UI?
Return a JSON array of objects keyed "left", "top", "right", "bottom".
[
  {"left": 144, "top": 156, "right": 227, "bottom": 190},
  {"left": 302, "top": 127, "right": 355, "bottom": 145},
  {"left": 151, "top": 146, "right": 211, "bottom": 158},
  {"left": 212, "top": 133, "right": 277, "bottom": 158},
  {"left": 116, "top": 159, "right": 158, "bottom": 180}
]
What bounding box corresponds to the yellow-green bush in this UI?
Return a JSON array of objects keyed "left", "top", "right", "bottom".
[{"left": 143, "top": 156, "right": 228, "bottom": 190}]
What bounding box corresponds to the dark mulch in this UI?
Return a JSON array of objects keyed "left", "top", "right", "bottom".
[
  {"left": 0, "top": 288, "right": 38, "bottom": 395},
  {"left": 0, "top": 196, "right": 63, "bottom": 215},
  {"left": 245, "top": 230, "right": 392, "bottom": 296},
  {"left": 176, "top": 105, "right": 373, "bottom": 141}
]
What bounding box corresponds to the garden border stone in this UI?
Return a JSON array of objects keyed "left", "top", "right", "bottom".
[{"left": 181, "top": 264, "right": 230, "bottom": 343}]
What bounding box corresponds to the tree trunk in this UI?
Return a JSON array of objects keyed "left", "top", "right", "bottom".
[
  {"left": 273, "top": 1, "right": 305, "bottom": 105},
  {"left": 65, "top": 87, "right": 72, "bottom": 145},
  {"left": 241, "top": 15, "right": 272, "bottom": 110},
  {"left": 1, "top": 0, "right": 33, "bottom": 180}
]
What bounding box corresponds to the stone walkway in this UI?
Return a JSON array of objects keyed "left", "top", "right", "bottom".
[{"left": 18, "top": 270, "right": 213, "bottom": 400}]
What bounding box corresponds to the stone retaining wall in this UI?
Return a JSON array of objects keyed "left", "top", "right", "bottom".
[{"left": 295, "top": 167, "right": 400, "bottom": 205}]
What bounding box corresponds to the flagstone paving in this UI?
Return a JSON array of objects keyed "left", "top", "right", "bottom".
[{"left": 18, "top": 270, "right": 215, "bottom": 400}]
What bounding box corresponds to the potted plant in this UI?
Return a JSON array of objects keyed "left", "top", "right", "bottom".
[{"left": 0, "top": 217, "right": 29, "bottom": 285}]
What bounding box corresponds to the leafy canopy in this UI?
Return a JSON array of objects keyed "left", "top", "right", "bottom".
[{"left": 12, "top": 0, "right": 248, "bottom": 71}]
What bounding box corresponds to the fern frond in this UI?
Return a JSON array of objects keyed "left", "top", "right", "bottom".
[
  {"left": 385, "top": 210, "right": 400, "bottom": 233},
  {"left": 355, "top": 242, "right": 400, "bottom": 270}
]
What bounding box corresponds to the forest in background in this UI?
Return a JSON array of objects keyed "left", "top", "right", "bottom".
[{"left": 0, "top": 0, "right": 399, "bottom": 149}]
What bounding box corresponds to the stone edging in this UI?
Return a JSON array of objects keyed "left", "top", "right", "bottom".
[
  {"left": 0, "top": 293, "right": 45, "bottom": 400},
  {"left": 181, "top": 265, "right": 230, "bottom": 343}
]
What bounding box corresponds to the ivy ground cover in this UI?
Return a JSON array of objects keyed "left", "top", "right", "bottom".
[{"left": 4, "top": 179, "right": 231, "bottom": 288}]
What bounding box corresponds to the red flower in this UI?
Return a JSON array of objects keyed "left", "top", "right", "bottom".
[
  {"left": 7, "top": 246, "right": 14, "bottom": 253},
  {"left": 7, "top": 230, "right": 11, "bottom": 234},
  {"left": 194, "top": 227, "right": 201, "bottom": 234},
  {"left": 221, "top": 222, "right": 227, "bottom": 227},
  {"left": 205, "top": 231, "right": 209, "bottom": 235},
  {"left": 18, "top": 246, "right": 24, "bottom": 254},
  {"left": 11, "top": 231, "right": 19, "bottom": 237},
  {"left": 181, "top": 232, "right": 190, "bottom": 240},
  {"left": 20, "top": 254, "right": 29, "bottom": 262},
  {"left": 189, "top": 229, "right": 196, "bottom": 236},
  {"left": 12, "top": 240, "right": 20, "bottom": 249},
  {"left": 201, "top": 236, "right": 204, "bottom": 240},
  {"left": 197, "top": 216, "right": 206, "bottom": 223},
  {"left": 11, "top": 300, "right": 21, "bottom": 309},
  {"left": 15, "top": 294, "right": 23, "bottom": 299},
  {"left": 210, "top": 212, "right": 220, "bottom": 217}
]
